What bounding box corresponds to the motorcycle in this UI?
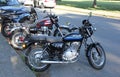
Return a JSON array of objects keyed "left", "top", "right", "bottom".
[
  {"left": 10, "top": 10, "right": 70, "bottom": 50},
  {"left": 24, "top": 12, "right": 106, "bottom": 72},
  {"left": 0, "top": 7, "right": 37, "bottom": 37}
]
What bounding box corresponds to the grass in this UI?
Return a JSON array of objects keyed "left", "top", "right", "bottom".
[{"left": 56, "top": 0, "right": 120, "bottom": 11}]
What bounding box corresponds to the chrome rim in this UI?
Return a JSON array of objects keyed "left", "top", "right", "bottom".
[
  {"left": 14, "top": 35, "right": 25, "bottom": 44},
  {"left": 4, "top": 25, "right": 12, "bottom": 35},
  {"left": 90, "top": 46, "right": 105, "bottom": 67},
  {"left": 12, "top": 32, "right": 26, "bottom": 48},
  {"left": 28, "top": 48, "right": 49, "bottom": 69}
]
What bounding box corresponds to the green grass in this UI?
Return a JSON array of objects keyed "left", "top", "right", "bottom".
[{"left": 57, "top": 0, "right": 120, "bottom": 11}]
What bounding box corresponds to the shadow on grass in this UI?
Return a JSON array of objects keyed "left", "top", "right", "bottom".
[{"left": 57, "top": 1, "right": 120, "bottom": 11}]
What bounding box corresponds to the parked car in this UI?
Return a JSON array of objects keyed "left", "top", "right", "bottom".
[
  {"left": 18, "top": 0, "right": 34, "bottom": 6},
  {"left": 38, "top": 0, "right": 56, "bottom": 8},
  {"left": 24, "top": 0, "right": 34, "bottom": 6},
  {"left": 18, "top": 0, "right": 56, "bottom": 8}
]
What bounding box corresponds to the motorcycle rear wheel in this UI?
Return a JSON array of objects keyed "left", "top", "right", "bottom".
[
  {"left": 10, "top": 31, "right": 26, "bottom": 50},
  {"left": 25, "top": 45, "right": 51, "bottom": 72},
  {"left": 87, "top": 43, "right": 106, "bottom": 70},
  {"left": 1, "top": 23, "right": 13, "bottom": 37}
]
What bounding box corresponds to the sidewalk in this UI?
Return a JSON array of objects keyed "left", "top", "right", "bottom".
[
  {"left": 0, "top": 33, "right": 36, "bottom": 77},
  {"left": 55, "top": 5, "right": 120, "bottom": 19}
]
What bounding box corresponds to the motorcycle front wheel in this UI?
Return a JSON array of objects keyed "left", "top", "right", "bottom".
[
  {"left": 25, "top": 45, "right": 51, "bottom": 72},
  {"left": 86, "top": 43, "right": 106, "bottom": 70}
]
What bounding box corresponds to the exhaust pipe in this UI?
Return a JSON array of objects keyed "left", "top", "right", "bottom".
[{"left": 40, "top": 60, "right": 77, "bottom": 64}]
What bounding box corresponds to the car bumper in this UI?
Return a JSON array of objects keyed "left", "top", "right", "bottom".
[{"left": 44, "top": 2, "right": 56, "bottom": 7}]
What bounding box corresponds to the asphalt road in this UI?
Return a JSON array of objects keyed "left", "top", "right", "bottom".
[{"left": 36, "top": 8, "right": 120, "bottom": 77}]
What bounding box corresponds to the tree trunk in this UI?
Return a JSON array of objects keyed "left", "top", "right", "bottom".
[{"left": 92, "top": 0, "right": 97, "bottom": 8}]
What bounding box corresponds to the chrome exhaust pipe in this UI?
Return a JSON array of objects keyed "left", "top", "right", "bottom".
[{"left": 40, "top": 60, "right": 77, "bottom": 64}]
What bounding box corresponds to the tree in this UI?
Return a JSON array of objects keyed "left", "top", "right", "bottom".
[
  {"left": 92, "top": 0, "right": 97, "bottom": 8},
  {"left": 56, "top": 0, "right": 62, "bottom": 1}
]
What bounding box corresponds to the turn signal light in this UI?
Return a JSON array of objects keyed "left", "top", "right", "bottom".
[{"left": 22, "top": 44, "right": 26, "bottom": 48}]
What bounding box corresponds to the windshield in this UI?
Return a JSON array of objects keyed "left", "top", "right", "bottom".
[{"left": 0, "top": 0, "right": 20, "bottom": 6}]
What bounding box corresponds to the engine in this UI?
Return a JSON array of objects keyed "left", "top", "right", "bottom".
[
  {"left": 62, "top": 42, "right": 80, "bottom": 61},
  {"left": 30, "top": 26, "right": 50, "bottom": 35},
  {"left": 41, "top": 26, "right": 49, "bottom": 35}
]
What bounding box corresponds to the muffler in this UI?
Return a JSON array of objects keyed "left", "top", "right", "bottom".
[{"left": 40, "top": 60, "right": 77, "bottom": 64}]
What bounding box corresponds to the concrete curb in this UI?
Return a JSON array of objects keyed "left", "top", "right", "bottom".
[{"left": 55, "top": 5, "right": 120, "bottom": 19}]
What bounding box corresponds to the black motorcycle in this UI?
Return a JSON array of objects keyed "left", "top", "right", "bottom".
[
  {"left": 23, "top": 12, "right": 106, "bottom": 72},
  {"left": 0, "top": 7, "right": 37, "bottom": 37}
]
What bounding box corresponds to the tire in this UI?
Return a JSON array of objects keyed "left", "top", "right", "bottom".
[
  {"left": 54, "top": 28, "right": 70, "bottom": 37},
  {"left": 10, "top": 31, "right": 26, "bottom": 50},
  {"left": 1, "top": 23, "right": 13, "bottom": 37},
  {"left": 25, "top": 45, "right": 51, "bottom": 72},
  {"left": 86, "top": 43, "right": 106, "bottom": 70}
]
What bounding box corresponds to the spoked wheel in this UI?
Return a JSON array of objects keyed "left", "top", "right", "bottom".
[
  {"left": 10, "top": 32, "right": 26, "bottom": 50},
  {"left": 1, "top": 24, "right": 13, "bottom": 37},
  {"left": 86, "top": 43, "right": 106, "bottom": 70},
  {"left": 25, "top": 46, "right": 50, "bottom": 72}
]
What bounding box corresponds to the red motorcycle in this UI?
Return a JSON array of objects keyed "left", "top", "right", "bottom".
[{"left": 10, "top": 10, "right": 70, "bottom": 50}]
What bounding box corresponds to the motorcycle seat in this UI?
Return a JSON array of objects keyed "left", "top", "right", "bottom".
[{"left": 30, "top": 35, "right": 62, "bottom": 43}]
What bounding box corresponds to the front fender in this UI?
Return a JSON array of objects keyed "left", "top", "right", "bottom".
[
  {"left": 86, "top": 42, "right": 100, "bottom": 57},
  {"left": 18, "top": 13, "right": 30, "bottom": 23}
]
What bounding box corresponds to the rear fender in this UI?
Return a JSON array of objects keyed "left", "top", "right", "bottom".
[{"left": 19, "top": 13, "right": 30, "bottom": 23}]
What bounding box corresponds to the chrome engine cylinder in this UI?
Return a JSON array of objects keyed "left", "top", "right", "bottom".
[{"left": 62, "top": 42, "right": 80, "bottom": 61}]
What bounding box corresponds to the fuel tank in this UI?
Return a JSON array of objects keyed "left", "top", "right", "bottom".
[
  {"left": 63, "top": 33, "right": 83, "bottom": 42},
  {"left": 36, "top": 18, "right": 52, "bottom": 28}
]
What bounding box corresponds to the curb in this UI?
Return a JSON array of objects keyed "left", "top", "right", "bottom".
[{"left": 55, "top": 5, "right": 120, "bottom": 19}]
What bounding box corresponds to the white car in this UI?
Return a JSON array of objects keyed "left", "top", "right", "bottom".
[
  {"left": 24, "top": 0, "right": 34, "bottom": 6},
  {"left": 38, "top": 0, "right": 56, "bottom": 8},
  {"left": 18, "top": 0, "right": 34, "bottom": 6},
  {"left": 19, "top": 0, "right": 56, "bottom": 8}
]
